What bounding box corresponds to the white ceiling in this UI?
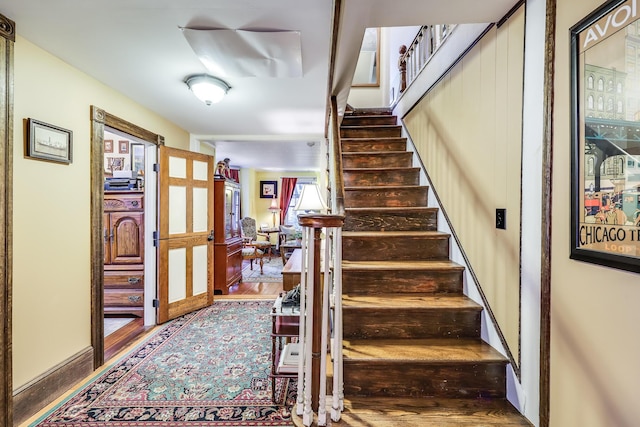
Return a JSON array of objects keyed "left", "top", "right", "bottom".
[{"left": 0, "top": 0, "right": 519, "bottom": 171}]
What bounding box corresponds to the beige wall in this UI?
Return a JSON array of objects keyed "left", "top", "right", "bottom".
[
  {"left": 244, "top": 171, "right": 319, "bottom": 229},
  {"left": 12, "top": 36, "right": 189, "bottom": 389},
  {"left": 404, "top": 8, "right": 524, "bottom": 361},
  {"left": 552, "top": 1, "right": 640, "bottom": 425}
]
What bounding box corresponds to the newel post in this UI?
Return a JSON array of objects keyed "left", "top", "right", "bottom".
[
  {"left": 297, "top": 214, "right": 344, "bottom": 426},
  {"left": 399, "top": 44, "right": 407, "bottom": 93}
]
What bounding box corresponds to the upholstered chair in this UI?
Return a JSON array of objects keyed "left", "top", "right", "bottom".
[{"left": 240, "top": 217, "right": 273, "bottom": 261}]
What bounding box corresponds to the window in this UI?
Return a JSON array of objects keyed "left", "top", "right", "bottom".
[
  {"left": 597, "top": 96, "right": 604, "bottom": 111},
  {"left": 617, "top": 100, "right": 623, "bottom": 113},
  {"left": 598, "top": 78, "right": 604, "bottom": 91},
  {"left": 283, "top": 178, "right": 317, "bottom": 226},
  {"left": 617, "top": 82, "right": 623, "bottom": 93},
  {"left": 588, "top": 95, "right": 594, "bottom": 109},
  {"left": 587, "top": 75, "right": 594, "bottom": 89}
]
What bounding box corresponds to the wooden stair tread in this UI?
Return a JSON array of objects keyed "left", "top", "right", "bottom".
[
  {"left": 341, "top": 124, "right": 401, "bottom": 129},
  {"left": 344, "top": 166, "right": 420, "bottom": 172},
  {"left": 345, "top": 184, "right": 424, "bottom": 190},
  {"left": 341, "top": 137, "right": 406, "bottom": 142},
  {"left": 343, "top": 338, "right": 507, "bottom": 363},
  {"left": 330, "top": 397, "right": 531, "bottom": 426},
  {"left": 342, "top": 150, "right": 409, "bottom": 156},
  {"left": 345, "top": 206, "right": 437, "bottom": 212},
  {"left": 343, "top": 230, "right": 448, "bottom": 237},
  {"left": 342, "top": 259, "right": 465, "bottom": 271},
  {"left": 343, "top": 294, "right": 481, "bottom": 310}
]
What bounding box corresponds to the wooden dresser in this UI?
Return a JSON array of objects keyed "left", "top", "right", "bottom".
[
  {"left": 103, "top": 191, "right": 144, "bottom": 317},
  {"left": 213, "top": 178, "right": 242, "bottom": 294}
]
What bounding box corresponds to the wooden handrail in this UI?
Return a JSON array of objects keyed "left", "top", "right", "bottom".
[{"left": 330, "top": 96, "right": 345, "bottom": 216}]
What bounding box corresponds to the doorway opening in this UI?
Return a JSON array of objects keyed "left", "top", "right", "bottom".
[
  {"left": 90, "top": 106, "right": 163, "bottom": 368},
  {"left": 102, "top": 128, "right": 158, "bottom": 360}
]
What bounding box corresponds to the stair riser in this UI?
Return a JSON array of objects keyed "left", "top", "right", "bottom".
[
  {"left": 345, "top": 187, "right": 428, "bottom": 208},
  {"left": 344, "top": 209, "right": 437, "bottom": 232},
  {"left": 342, "top": 269, "right": 463, "bottom": 294},
  {"left": 343, "top": 235, "right": 449, "bottom": 261},
  {"left": 343, "top": 362, "right": 506, "bottom": 399},
  {"left": 342, "top": 115, "right": 397, "bottom": 126},
  {"left": 342, "top": 152, "right": 413, "bottom": 168},
  {"left": 344, "top": 169, "right": 420, "bottom": 187},
  {"left": 343, "top": 309, "right": 481, "bottom": 339},
  {"left": 341, "top": 126, "right": 402, "bottom": 138},
  {"left": 342, "top": 140, "right": 407, "bottom": 152}
]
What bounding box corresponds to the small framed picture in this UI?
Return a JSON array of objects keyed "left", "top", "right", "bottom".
[
  {"left": 104, "top": 139, "right": 113, "bottom": 153},
  {"left": 118, "top": 140, "right": 129, "bottom": 154},
  {"left": 26, "top": 118, "right": 73, "bottom": 164},
  {"left": 260, "top": 180, "right": 278, "bottom": 198}
]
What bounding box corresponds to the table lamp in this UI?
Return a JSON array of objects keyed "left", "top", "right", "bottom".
[{"left": 294, "top": 183, "right": 327, "bottom": 213}]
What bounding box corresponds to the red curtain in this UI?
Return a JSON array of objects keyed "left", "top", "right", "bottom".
[
  {"left": 228, "top": 168, "right": 239, "bottom": 183},
  {"left": 279, "top": 177, "right": 297, "bottom": 224}
]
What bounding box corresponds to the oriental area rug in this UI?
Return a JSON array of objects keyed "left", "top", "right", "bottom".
[
  {"left": 31, "top": 300, "right": 296, "bottom": 426},
  {"left": 242, "top": 257, "right": 284, "bottom": 283}
]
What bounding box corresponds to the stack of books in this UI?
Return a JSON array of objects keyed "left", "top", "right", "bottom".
[{"left": 277, "top": 342, "right": 300, "bottom": 374}]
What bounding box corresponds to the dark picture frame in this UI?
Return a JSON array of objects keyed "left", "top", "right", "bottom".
[
  {"left": 260, "top": 180, "right": 278, "bottom": 198},
  {"left": 570, "top": 0, "right": 640, "bottom": 273},
  {"left": 26, "top": 118, "right": 73, "bottom": 164}
]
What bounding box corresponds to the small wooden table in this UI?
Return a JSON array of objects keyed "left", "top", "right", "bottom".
[{"left": 281, "top": 249, "right": 325, "bottom": 292}]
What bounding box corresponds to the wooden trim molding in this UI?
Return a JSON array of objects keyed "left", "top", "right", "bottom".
[
  {"left": 0, "top": 12, "right": 15, "bottom": 427},
  {"left": 89, "top": 106, "right": 163, "bottom": 369},
  {"left": 13, "top": 347, "right": 93, "bottom": 425},
  {"left": 540, "top": 0, "right": 557, "bottom": 425}
]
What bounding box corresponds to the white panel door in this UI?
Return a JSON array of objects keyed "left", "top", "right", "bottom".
[{"left": 156, "top": 146, "right": 214, "bottom": 323}]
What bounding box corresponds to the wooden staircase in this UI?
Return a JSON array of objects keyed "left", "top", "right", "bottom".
[{"left": 329, "top": 110, "right": 532, "bottom": 426}]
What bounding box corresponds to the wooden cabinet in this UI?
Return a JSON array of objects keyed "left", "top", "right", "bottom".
[
  {"left": 104, "top": 191, "right": 144, "bottom": 317},
  {"left": 213, "top": 178, "right": 242, "bottom": 294}
]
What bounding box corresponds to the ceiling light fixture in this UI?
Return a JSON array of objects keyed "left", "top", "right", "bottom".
[{"left": 185, "top": 74, "right": 230, "bottom": 106}]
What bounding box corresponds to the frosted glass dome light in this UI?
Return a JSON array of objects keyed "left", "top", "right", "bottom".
[{"left": 185, "top": 74, "right": 230, "bottom": 105}]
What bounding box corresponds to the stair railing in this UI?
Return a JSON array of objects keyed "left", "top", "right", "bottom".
[
  {"left": 294, "top": 96, "right": 345, "bottom": 426},
  {"left": 398, "top": 24, "right": 456, "bottom": 94}
]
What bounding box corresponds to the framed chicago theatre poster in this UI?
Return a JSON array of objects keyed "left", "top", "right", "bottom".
[{"left": 571, "top": 0, "right": 640, "bottom": 272}]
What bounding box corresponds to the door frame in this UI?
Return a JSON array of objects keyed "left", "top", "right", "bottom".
[
  {"left": 89, "top": 106, "right": 164, "bottom": 368},
  {"left": 0, "top": 13, "right": 14, "bottom": 427}
]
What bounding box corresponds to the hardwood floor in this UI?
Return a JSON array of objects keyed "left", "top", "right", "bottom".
[
  {"left": 226, "top": 280, "right": 283, "bottom": 298},
  {"left": 104, "top": 317, "right": 149, "bottom": 362}
]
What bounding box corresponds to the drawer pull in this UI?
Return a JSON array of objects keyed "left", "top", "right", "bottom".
[
  {"left": 131, "top": 200, "right": 139, "bottom": 206},
  {"left": 128, "top": 277, "right": 141, "bottom": 284},
  {"left": 128, "top": 295, "right": 142, "bottom": 303}
]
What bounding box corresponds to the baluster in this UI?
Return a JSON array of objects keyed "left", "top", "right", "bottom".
[
  {"left": 331, "top": 226, "right": 344, "bottom": 421},
  {"left": 296, "top": 227, "right": 308, "bottom": 417},
  {"left": 302, "top": 225, "right": 314, "bottom": 426}
]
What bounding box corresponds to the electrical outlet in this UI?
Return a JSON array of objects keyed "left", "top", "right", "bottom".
[{"left": 496, "top": 208, "right": 506, "bottom": 230}]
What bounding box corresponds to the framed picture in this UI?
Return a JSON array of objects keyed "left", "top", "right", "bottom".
[
  {"left": 118, "top": 140, "right": 129, "bottom": 154},
  {"left": 260, "top": 180, "right": 278, "bottom": 198},
  {"left": 104, "top": 139, "right": 113, "bottom": 153},
  {"left": 26, "top": 118, "right": 72, "bottom": 164},
  {"left": 570, "top": 0, "right": 640, "bottom": 273},
  {"left": 130, "top": 143, "right": 145, "bottom": 174}
]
